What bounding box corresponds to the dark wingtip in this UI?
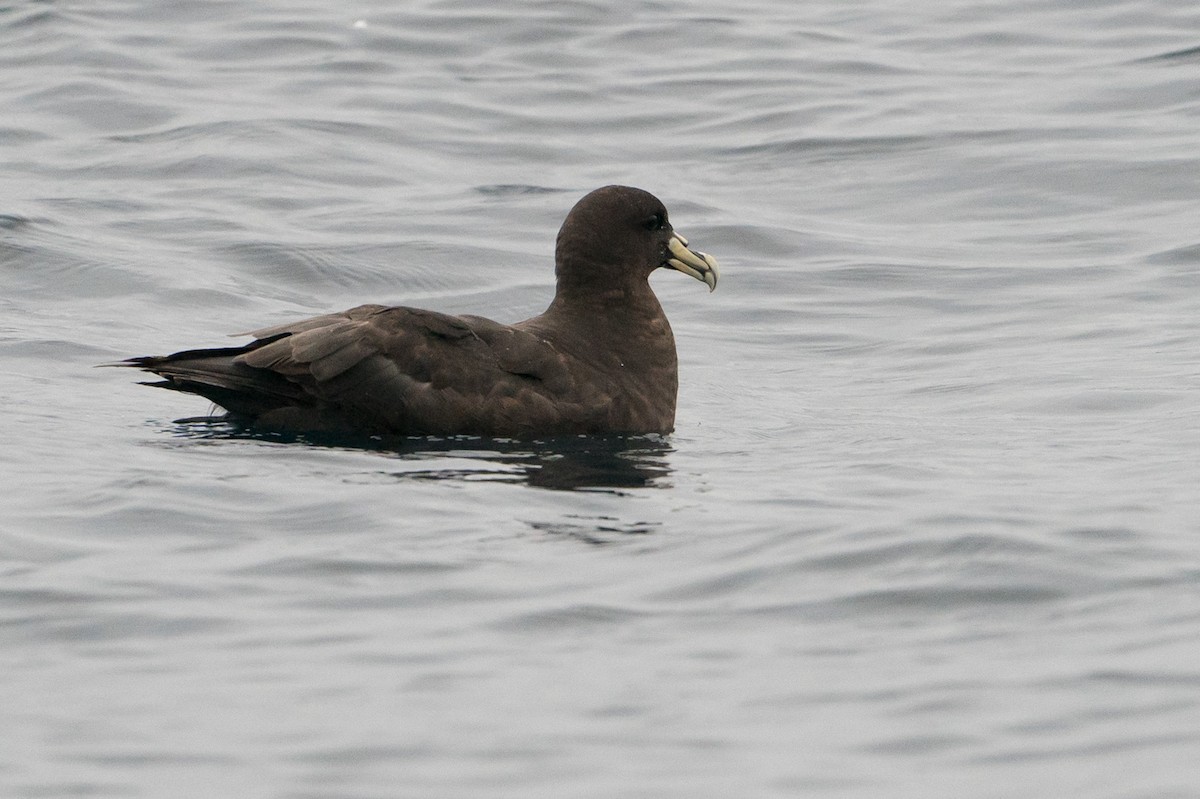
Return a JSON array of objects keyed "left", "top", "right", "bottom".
[{"left": 97, "top": 357, "right": 155, "bottom": 369}]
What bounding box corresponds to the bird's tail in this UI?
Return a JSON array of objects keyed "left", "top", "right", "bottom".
[{"left": 106, "top": 335, "right": 307, "bottom": 417}]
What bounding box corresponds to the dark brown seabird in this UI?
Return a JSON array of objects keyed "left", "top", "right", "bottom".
[{"left": 116, "top": 185, "right": 720, "bottom": 437}]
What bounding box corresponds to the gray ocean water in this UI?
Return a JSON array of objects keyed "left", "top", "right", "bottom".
[{"left": 3, "top": 1, "right": 1199, "bottom": 796}]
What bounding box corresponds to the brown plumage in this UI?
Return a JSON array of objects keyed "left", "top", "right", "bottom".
[{"left": 117, "top": 185, "right": 720, "bottom": 437}]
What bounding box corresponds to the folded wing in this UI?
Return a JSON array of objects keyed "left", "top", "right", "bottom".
[{"left": 127, "top": 304, "right": 606, "bottom": 435}]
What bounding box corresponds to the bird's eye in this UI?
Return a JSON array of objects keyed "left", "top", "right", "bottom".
[{"left": 643, "top": 212, "right": 666, "bottom": 231}]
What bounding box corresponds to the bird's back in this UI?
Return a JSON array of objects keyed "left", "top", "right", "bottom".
[{"left": 125, "top": 303, "right": 670, "bottom": 436}]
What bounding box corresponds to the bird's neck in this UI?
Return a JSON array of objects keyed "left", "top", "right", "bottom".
[
  {"left": 543, "top": 283, "right": 666, "bottom": 334},
  {"left": 525, "top": 280, "right": 676, "bottom": 364}
]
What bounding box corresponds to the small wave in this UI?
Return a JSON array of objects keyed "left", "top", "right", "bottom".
[{"left": 1132, "top": 44, "right": 1200, "bottom": 64}]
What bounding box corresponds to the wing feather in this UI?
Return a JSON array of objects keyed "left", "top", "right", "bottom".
[{"left": 133, "top": 304, "right": 593, "bottom": 435}]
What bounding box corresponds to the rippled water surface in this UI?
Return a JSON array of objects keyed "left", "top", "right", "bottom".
[{"left": 4, "top": 1, "right": 1200, "bottom": 796}]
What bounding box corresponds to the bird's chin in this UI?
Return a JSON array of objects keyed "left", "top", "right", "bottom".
[{"left": 665, "top": 234, "right": 719, "bottom": 292}]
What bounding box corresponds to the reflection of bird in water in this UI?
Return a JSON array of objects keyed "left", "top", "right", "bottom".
[
  {"left": 165, "top": 418, "right": 673, "bottom": 493},
  {"left": 523, "top": 436, "right": 673, "bottom": 491},
  {"left": 395, "top": 434, "right": 673, "bottom": 492}
]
